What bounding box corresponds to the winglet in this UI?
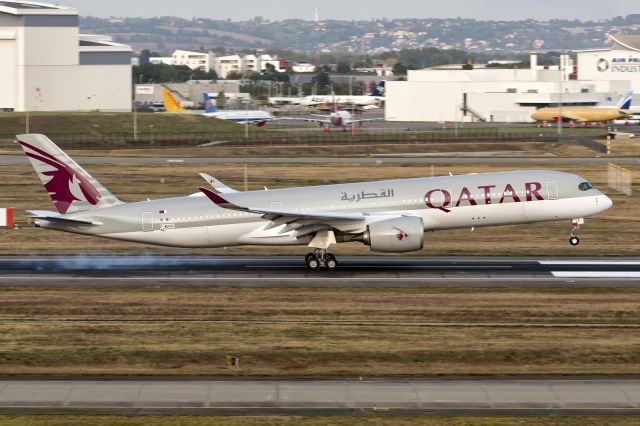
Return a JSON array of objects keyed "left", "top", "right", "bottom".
[{"left": 199, "top": 173, "right": 238, "bottom": 193}]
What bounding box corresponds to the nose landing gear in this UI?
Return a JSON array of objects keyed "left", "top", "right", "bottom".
[
  {"left": 569, "top": 218, "right": 584, "bottom": 246},
  {"left": 305, "top": 249, "right": 338, "bottom": 270}
]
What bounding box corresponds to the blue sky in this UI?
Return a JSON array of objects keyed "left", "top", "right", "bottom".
[{"left": 60, "top": 0, "right": 631, "bottom": 21}]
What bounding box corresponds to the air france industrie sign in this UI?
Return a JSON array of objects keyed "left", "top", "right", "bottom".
[{"left": 598, "top": 57, "right": 640, "bottom": 73}]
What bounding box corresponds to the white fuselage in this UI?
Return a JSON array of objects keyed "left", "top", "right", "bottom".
[
  {"left": 203, "top": 110, "right": 273, "bottom": 124},
  {"left": 40, "top": 171, "right": 612, "bottom": 249},
  {"left": 329, "top": 110, "right": 353, "bottom": 127},
  {"left": 301, "top": 95, "right": 384, "bottom": 107}
]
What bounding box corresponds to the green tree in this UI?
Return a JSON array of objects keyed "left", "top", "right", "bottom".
[
  {"left": 392, "top": 62, "right": 410, "bottom": 75},
  {"left": 139, "top": 49, "right": 151, "bottom": 65},
  {"left": 312, "top": 70, "right": 331, "bottom": 90},
  {"left": 335, "top": 61, "right": 351, "bottom": 73},
  {"left": 191, "top": 68, "right": 219, "bottom": 80},
  {"left": 215, "top": 91, "right": 227, "bottom": 109},
  {"left": 226, "top": 71, "right": 242, "bottom": 80}
]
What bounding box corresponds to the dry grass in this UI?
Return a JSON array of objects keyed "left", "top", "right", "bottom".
[
  {"left": 608, "top": 136, "right": 640, "bottom": 156},
  {"left": 1, "top": 162, "right": 638, "bottom": 256},
  {"left": 0, "top": 112, "right": 241, "bottom": 139},
  {"left": 1, "top": 321, "right": 639, "bottom": 375},
  {"left": 0, "top": 139, "right": 601, "bottom": 158},
  {"left": 0, "top": 287, "right": 639, "bottom": 376},
  {"left": 1, "top": 287, "right": 639, "bottom": 324}
]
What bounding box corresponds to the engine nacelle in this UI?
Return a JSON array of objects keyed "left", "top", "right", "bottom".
[{"left": 359, "top": 216, "right": 424, "bottom": 253}]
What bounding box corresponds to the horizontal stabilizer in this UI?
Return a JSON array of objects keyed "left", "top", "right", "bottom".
[{"left": 27, "top": 210, "right": 101, "bottom": 226}]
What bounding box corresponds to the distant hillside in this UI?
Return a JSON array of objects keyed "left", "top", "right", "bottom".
[{"left": 80, "top": 15, "right": 640, "bottom": 54}]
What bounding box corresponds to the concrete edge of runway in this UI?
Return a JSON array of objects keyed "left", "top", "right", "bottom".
[
  {"left": 2, "top": 376, "right": 640, "bottom": 416},
  {"left": 1, "top": 407, "right": 639, "bottom": 416},
  {"left": 2, "top": 374, "right": 640, "bottom": 382}
]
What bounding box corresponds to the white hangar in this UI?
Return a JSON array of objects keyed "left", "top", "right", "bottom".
[{"left": 0, "top": 1, "right": 132, "bottom": 112}]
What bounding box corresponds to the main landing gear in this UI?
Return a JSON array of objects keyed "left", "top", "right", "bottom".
[
  {"left": 305, "top": 249, "right": 338, "bottom": 270},
  {"left": 569, "top": 218, "right": 584, "bottom": 246}
]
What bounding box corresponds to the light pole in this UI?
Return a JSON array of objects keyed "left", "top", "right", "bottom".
[
  {"left": 557, "top": 55, "right": 564, "bottom": 139},
  {"left": 133, "top": 74, "right": 143, "bottom": 142},
  {"left": 244, "top": 99, "right": 249, "bottom": 139}
]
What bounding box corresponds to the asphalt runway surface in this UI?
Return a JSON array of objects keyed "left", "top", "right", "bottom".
[
  {"left": 1, "top": 256, "right": 639, "bottom": 287},
  {"left": 0, "top": 377, "right": 639, "bottom": 415},
  {"left": 0, "top": 154, "right": 638, "bottom": 166},
  {"left": 2, "top": 258, "right": 640, "bottom": 415}
]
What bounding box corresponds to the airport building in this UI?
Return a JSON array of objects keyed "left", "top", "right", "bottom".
[
  {"left": 134, "top": 80, "right": 246, "bottom": 108},
  {"left": 386, "top": 50, "right": 635, "bottom": 123},
  {"left": 0, "top": 1, "right": 132, "bottom": 112},
  {"left": 152, "top": 50, "right": 285, "bottom": 78},
  {"left": 576, "top": 34, "right": 640, "bottom": 92}
]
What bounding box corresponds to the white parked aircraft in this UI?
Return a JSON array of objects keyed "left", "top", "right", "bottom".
[
  {"left": 269, "top": 81, "right": 386, "bottom": 108},
  {"left": 18, "top": 134, "right": 612, "bottom": 269},
  {"left": 202, "top": 93, "right": 273, "bottom": 126}
]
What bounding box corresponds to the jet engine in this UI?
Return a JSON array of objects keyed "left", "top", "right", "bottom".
[{"left": 357, "top": 216, "right": 424, "bottom": 253}]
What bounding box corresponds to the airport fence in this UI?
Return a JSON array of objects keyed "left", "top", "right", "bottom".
[{"left": 0, "top": 128, "right": 586, "bottom": 150}]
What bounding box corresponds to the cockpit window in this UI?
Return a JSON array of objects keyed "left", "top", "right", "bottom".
[{"left": 579, "top": 182, "right": 594, "bottom": 191}]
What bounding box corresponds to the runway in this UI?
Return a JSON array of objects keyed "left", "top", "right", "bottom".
[
  {"left": 1, "top": 256, "right": 639, "bottom": 287},
  {"left": 0, "top": 154, "right": 638, "bottom": 166},
  {"left": 0, "top": 377, "right": 639, "bottom": 414}
]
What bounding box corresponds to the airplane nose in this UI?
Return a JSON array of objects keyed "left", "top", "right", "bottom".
[{"left": 598, "top": 194, "right": 613, "bottom": 211}]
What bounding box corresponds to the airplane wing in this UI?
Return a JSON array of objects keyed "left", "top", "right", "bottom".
[
  {"left": 278, "top": 116, "right": 331, "bottom": 124},
  {"left": 559, "top": 114, "right": 587, "bottom": 123},
  {"left": 348, "top": 118, "right": 385, "bottom": 124},
  {"left": 199, "top": 187, "right": 378, "bottom": 236}
]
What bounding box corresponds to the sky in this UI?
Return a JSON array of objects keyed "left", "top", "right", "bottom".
[{"left": 58, "top": 0, "right": 632, "bottom": 22}]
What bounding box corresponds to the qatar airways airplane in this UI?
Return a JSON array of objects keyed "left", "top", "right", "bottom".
[{"left": 18, "top": 134, "right": 612, "bottom": 269}]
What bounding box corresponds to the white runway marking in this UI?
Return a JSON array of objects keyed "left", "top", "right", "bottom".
[
  {"left": 552, "top": 271, "right": 640, "bottom": 278},
  {"left": 540, "top": 261, "right": 640, "bottom": 266}
]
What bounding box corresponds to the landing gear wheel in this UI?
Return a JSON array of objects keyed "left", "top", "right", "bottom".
[
  {"left": 326, "top": 254, "right": 338, "bottom": 270},
  {"left": 569, "top": 236, "right": 580, "bottom": 246},
  {"left": 306, "top": 254, "right": 320, "bottom": 270}
]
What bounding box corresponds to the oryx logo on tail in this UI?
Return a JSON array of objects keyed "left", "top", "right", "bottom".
[{"left": 19, "top": 140, "right": 101, "bottom": 214}]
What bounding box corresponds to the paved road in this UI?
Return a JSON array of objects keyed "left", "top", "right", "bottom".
[
  {"left": 1, "top": 256, "right": 639, "bottom": 287},
  {"left": 0, "top": 377, "right": 639, "bottom": 414},
  {"left": 1, "top": 154, "right": 638, "bottom": 166}
]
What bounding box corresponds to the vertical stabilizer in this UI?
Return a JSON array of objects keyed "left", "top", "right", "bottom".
[
  {"left": 163, "top": 89, "right": 187, "bottom": 113},
  {"left": 371, "top": 81, "right": 385, "bottom": 97},
  {"left": 617, "top": 90, "right": 634, "bottom": 110},
  {"left": 17, "top": 134, "right": 122, "bottom": 214},
  {"left": 203, "top": 92, "right": 218, "bottom": 113}
]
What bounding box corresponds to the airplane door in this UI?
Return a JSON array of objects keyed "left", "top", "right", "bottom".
[
  {"left": 142, "top": 211, "right": 154, "bottom": 232},
  {"left": 547, "top": 181, "right": 558, "bottom": 200}
]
